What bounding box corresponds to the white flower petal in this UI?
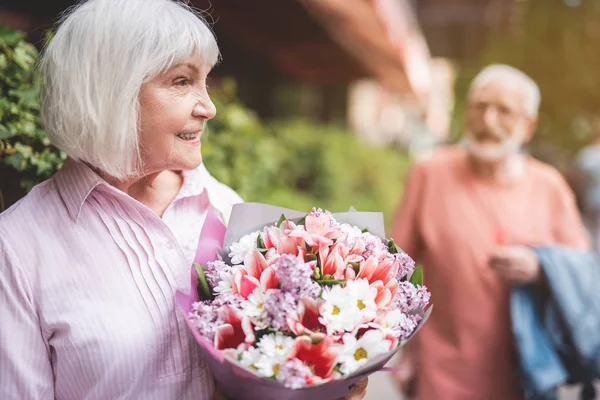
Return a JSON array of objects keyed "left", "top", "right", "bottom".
[{"left": 228, "top": 231, "right": 260, "bottom": 264}]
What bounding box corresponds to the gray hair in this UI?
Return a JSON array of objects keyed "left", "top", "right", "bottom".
[
  {"left": 468, "top": 64, "right": 541, "bottom": 117},
  {"left": 40, "top": 0, "right": 220, "bottom": 179}
]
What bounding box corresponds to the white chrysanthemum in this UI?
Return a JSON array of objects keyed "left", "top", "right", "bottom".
[
  {"left": 344, "top": 278, "right": 378, "bottom": 323},
  {"left": 257, "top": 333, "right": 295, "bottom": 358},
  {"left": 228, "top": 231, "right": 260, "bottom": 264},
  {"left": 375, "top": 309, "right": 404, "bottom": 337},
  {"left": 253, "top": 333, "right": 295, "bottom": 377},
  {"left": 337, "top": 330, "right": 392, "bottom": 375},
  {"left": 239, "top": 346, "right": 262, "bottom": 371},
  {"left": 339, "top": 223, "right": 363, "bottom": 243},
  {"left": 255, "top": 353, "right": 286, "bottom": 377},
  {"left": 213, "top": 271, "right": 235, "bottom": 295},
  {"left": 319, "top": 285, "right": 360, "bottom": 333},
  {"left": 244, "top": 287, "right": 268, "bottom": 329}
]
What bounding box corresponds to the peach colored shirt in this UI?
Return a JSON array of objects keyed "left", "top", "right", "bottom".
[{"left": 393, "top": 147, "right": 588, "bottom": 400}]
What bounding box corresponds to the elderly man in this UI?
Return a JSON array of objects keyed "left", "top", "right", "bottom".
[{"left": 392, "top": 65, "right": 589, "bottom": 400}]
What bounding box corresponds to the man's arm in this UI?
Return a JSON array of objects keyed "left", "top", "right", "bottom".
[{"left": 551, "top": 171, "right": 589, "bottom": 249}]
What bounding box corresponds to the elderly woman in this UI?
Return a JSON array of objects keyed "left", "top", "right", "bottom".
[{"left": 0, "top": 1, "right": 368, "bottom": 399}]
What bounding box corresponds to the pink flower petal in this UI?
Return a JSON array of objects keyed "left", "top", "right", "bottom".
[
  {"left": 244, "top": 250, "right": 268, "bottom": 279},
  {"left": 239, "top": 275, "right": 260, "bottom": 299},
  {"left": 260, "top": 267, "right": 278, "bottom": 291},
  {"left": 215, "top": 306, "right": 255, "bottom": 350},
  {"left": 289, "top": 336, "right": 337, "bottom": 379}
]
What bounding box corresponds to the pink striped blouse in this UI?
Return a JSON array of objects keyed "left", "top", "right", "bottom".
[{"left": 0, "top": 158, "right": 242, "bottom": 400}]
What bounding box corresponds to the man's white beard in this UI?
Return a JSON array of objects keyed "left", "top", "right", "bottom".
[{"left": 465, "top": 121, "right": 527, "bottom": 162}]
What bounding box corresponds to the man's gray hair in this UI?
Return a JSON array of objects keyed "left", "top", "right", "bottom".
[
  {"left": 468, "top": 64, "right": 541, "bottom": 117},
  {"left": 40, "top": 0, "right": 219, "bottom": 179}
]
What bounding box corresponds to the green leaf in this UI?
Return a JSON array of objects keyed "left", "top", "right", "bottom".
[
  {"left": 409, "top": 266, "right": 423, "bottom": 286},
  {"left": 0, "top": 124, "right": 10, "bottom": 139},
  {"left": 277, "top": 213, "right": 287, "bottom": 228},
  {"left": 0, "top": 53, "right": 8, "bottom": 70},
  {"left": 348, "top": 262, "right": 360, "bottom": 274},
  {"left": 296, "top": 216, "right": 306, "bottom": 226},
  {"left": 361, "top": 228, "right": 369, "bottom": 233},
  {"left": 387, "top": 239, "right": 400, "bottom": 254},
  {"left": 194, "top": 263, "right": 214, "bottom": 301},
  {"left": 256, "top": 233, "right": 266, "bottom": 250},
  {"left": 5, "top": 152, "right": 24, "bottom": 170},
  {"left": 13, "top": 46, "right": 35, "bottom": 70},
  {"left": 0, "top": 26, "right": 25, "bottom": 46},
  {"left": 316, "top": 278, "right": 346, "bottom": 286},
  {"left": 254, "top": 327, "right": 278, "bottom": 343}
]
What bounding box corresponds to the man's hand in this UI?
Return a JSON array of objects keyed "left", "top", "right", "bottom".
[
  {"left": 488, "top": 246, "right": 541, "bottom": 285},
  {"left": 393, "top": 350, "right": 417, "bottom": 398},
  {"left": 336, "top": 377, "right": 368, "bottom": 400}
]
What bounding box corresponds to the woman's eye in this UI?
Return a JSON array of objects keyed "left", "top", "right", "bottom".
[{"left": 174, "top": 78, "right": 190, "bottom": 87}]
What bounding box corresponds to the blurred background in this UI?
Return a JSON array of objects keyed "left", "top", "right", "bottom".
[
  {"left": 1, "top": 1, "right": 599, "bottom": 398},
  {"left": 2, "top": 0, "right": 599, "bottom": 224}
]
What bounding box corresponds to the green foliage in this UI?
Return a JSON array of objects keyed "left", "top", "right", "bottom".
[
  {"left": 0, "top": 26, "right": 66, "bottom": 192},
  {"left": 1, "top": 26, "right": 411, "bottom": 228},
  {"left": 452, "top": 0, "right": 600, "bottom": 162},
  {"left": 409, "top": 266, "right": 423, "bottom": 286},
  {"left": 203, "top": 81, "right": 411, "bottom": 229}
]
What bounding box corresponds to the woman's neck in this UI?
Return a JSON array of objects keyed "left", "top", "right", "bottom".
[{"left": 102, "top": 170, "right": 183, "bottom": 217}]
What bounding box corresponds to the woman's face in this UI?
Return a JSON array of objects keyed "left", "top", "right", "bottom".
[{"left": 138, "top": 54, "right": 216, "bottom": 174}]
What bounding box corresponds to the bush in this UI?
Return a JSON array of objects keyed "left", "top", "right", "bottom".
[
  {"left": 0, "top": 26, "right": 66, "bottom": 193},
  {"left": 204, "top": 82, "right": 411, "bottom": 228},
  {"left": 0, "top": 26, "right": 411, "bottom": 228}
]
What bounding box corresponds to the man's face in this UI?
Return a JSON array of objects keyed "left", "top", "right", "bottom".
[{"left": 465, "top": 80, "right": 536, "bottom": 162}]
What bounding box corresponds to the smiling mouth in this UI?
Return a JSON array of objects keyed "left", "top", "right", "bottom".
[{"left": 176, "top": 131, "right": 201, "bottom": 141}]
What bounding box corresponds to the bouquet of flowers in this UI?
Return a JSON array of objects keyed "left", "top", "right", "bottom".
[{"left": 176, "top": 203, "right": 431, "bottom": 400}]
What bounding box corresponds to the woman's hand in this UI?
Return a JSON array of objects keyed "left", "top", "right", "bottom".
[{"left": 336, "top": 377, "right": 368, "bottom": 400}]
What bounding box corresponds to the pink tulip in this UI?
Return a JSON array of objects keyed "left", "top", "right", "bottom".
[
  {"left": 277, "top": 236, "right": 301, "bottom": 256},
  {"left": 215, "top": 305, "right": 255, "bottom": 350},
  {"left": 259, "top": 266, "right": 278, "bottom": 291},
  {"left": 321, "top": 251, "right": 346, "bottom": 280},
  {"left": 370, "top": 279, "right": 399, "bottom": 309},
  {"left": 235, "top": 273, "right": 260, "bottom": 299},
  {"left": 234, "top": 266, "right": 279, "bottom": 299},
  {"left": 287, "top": 214, "right": 342, "bottom": 248},
  {"left": 357, "top": 255, "right": 399, "bottom": 285},
  {"left": 244, "top": 250, "right": 268, "bottom": 279},
  {"left": 288, "top": 298, "right": 327, "bottom": 340},
  {"left": 289, "top": 336, "right": 338, "bottom": 380},
  {"left": 352, "top": 323, "right": 398, "bottom": 349}
]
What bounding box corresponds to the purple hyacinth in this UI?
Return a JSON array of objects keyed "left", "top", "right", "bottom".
[
  {"left": 395, "top": 251, "right": 416, "bottom": 281},
  {"left": 204, "top": 261, "right": 232, "bottom": 289},
  {"left": 263, "top": 289, "right": 297, "bottom": 332},
  {"left": 276, "top": 358, "right": 311, "bottom": 389},
  {"left": 393, "top": 281, "right": 431, "bottom": 314},
  {"left": 188, "top": 301, "right": 221, "bottom": 341},
  {"left": 212, "top": 292, "right": 245, "bottom": 309},
  {"left": 396, "top": 313, "right": 422, "bottom": 340},
  {"left": 275, "top": 255, "right": 320, "bottom": 299},
  {"left": 299, "top": 281, "right": 322, "bottom": 300}
]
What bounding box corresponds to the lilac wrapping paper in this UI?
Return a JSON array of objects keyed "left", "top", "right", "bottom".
[{"left": 176, "top": 203, "right": 431, "bottom": 400}]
